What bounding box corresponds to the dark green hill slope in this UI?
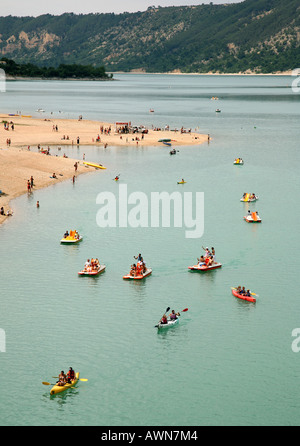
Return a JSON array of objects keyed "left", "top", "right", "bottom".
[{"left": 0, "top": 0, "right": 299, "bottom": 73}]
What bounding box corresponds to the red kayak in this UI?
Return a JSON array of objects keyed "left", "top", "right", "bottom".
[{"left": 232, "top": 288, "right": 256, "bottom": 303}]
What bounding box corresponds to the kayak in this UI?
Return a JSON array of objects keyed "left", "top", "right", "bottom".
[
  {"left": 157, "top": 317, "right": 180, "bottom": 330},
  {"left": 232, "top": 288, "right": 256, "bottom": 303},
  {"left": 163, "top": 141, "right": 172, "bottom": 146},
  {"left": 60, "top": 235, "right": 83, "bottom": 244},
  {"left": 158, "top": 139, "right": 171, "bottom": 142},
  {"left": 123, "top": 268, "right": 152, "bottom": 280},
  {"left": 177, "top": 181, "right": 186, "bottom": 184},
  {"left": 83, "top": 161, "right": 106, "bottom": 170},
  {"left": 188, "top": 262, "right": 222, "bottom": 271},
  {"left": 78, "top": 265, "right": 106, "bottom": 276},
  {"left": 234, "top": 161, "right": 244, "bottom": 165},
  {"left": 50, "top": 372, "right": 80, "bottom": 395}
]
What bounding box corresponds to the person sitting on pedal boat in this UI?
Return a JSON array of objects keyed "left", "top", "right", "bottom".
[
  {"left": 197, "top": 255, "right": 205, "bottom": 266},
  {"left": 208, "top": 255, "right": 214, "bottom": 266},
  {"left": 130, "top": 264, "right": 136, "bottom": 276}
]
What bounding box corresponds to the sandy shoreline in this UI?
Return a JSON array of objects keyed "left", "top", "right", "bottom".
[
  {"left": 114, "top": 70, "right": 294, "bottom": 76},
  {"left": 0, "top": 114, "right": 208, "bottom": 224}
]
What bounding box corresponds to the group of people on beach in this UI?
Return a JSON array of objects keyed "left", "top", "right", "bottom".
[
  {"left": 27, "top": 176, "right": 34, "bottom": 193},
  {"left": 197, "top": 246, "right": 216, "bottom": 267},
  {"left": 100, "top": 125, "right": 111, "bottom": 135},
  {"left": 56, "top": 367, "right": 76, "bottom": 386},
  {"left": 0, "top": 207, "right": 13, "bottom": 216},
  {"left": 129, "top": 253, "right": 148, "bottom": 276},
  {"left": 83, "top": 258, "right": 101, "bottom": 272},
  {"left": 236, "top": 286, "right": 252, "bottom": 297},
  {"left": 4, "top": 121, "right": 14, "bottom": 131}
]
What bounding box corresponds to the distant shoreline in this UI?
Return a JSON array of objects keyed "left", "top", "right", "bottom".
[
  {"left": 112, "top": 70, "right": 293, "bottom": 76},
  {"left": 6, "top": 75, "right": 114, "bottom": 81},
  {"left": 5, "top": 71, "right": 293, "bottom": 81}
]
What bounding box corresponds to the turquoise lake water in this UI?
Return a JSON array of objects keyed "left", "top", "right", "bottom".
[{"left": 0, "top": 74, "right": 300, "bottom": 426}]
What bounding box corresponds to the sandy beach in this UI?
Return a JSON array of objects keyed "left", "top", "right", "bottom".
[{"left": 0, "top": 114, "right": 208, "bottom": 224}]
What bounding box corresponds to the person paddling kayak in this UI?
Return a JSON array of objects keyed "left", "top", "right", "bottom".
[
  {"left": 169, "top": 310, "right": 180, "bottom": 320},
  {"left": 66, "top": 367, "right": 76, "bottom": 383}
]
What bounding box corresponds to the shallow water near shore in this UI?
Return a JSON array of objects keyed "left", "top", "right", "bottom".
[{"left": 0, "top": 74, "right": 300, "bottom": 426}]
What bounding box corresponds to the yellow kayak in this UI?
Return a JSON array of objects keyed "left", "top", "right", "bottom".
[
  {"left": 50, "top": 372, "right": 80, "bottom": 395},
  {"left": 83, "top": 161, "right": 106, "bottom": 170},
  {"left": 177, "top": 181, "right": 186, "bottom": 184}
]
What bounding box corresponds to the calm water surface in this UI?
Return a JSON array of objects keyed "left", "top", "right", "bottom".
[{"left": 0, "top": 74, "right": 300, "bottom": 426}]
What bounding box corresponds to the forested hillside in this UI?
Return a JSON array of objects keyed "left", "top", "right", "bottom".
[{"left": 0, "top": 0, "right": 299, "bottom": 73}]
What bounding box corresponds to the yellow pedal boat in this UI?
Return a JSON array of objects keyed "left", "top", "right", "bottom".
[{"left": 60, "top": 230, "right": 83, "bottom": 244}]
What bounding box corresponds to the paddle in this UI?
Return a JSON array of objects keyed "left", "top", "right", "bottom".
[
  {"left": 51, "top": 377, "right": 88, "bottom": 381},
  {"left": 231, "top": 287, "right": 259, "bottom": 297},
  {"left": 43, "top": 378, "right": 88, "bottom": 386}
]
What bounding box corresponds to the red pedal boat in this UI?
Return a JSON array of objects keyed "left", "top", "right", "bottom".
[
  {"left": 78, "top": 264, "right": 106, "bottom": 276},
  {"left": 123, "top": 268, "right": 152, "bottom": 280},
  {"left": 188, "top": 262, "right": 222, "bottom": 271}
]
